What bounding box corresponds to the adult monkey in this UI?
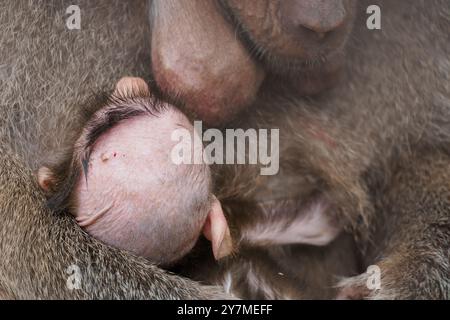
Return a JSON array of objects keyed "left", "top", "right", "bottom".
[
  {"left": 153, "top": 0, "right": 450, "bottom": 299},
  {"left": 0, "top": 0, "right": 360, "bottom": 299}
]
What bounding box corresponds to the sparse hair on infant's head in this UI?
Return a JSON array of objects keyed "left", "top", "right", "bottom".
[{"left": 37, "top": 77, "right": 231, "bottom": 266}]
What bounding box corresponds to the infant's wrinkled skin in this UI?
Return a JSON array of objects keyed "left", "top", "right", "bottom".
[{"left": 73, "top": 107, "right": 209, "bottom": 265}]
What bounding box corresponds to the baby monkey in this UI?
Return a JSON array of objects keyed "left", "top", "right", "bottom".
[
  {"left": 37, "top": 77, "right": 232, "bottom": 266},
  {"left": 36, "top": 77, "right": 344, "bottom": 296}
]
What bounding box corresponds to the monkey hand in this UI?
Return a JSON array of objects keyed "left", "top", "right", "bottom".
[
  {"left": 336, "top": 258, "right": 403, "bottom": 300},
  {"left": 336, "top": 269, "right": 381, "bottom": 300},
  {"left": 337, "top": 248, "right": 449, "bottom": 300}
]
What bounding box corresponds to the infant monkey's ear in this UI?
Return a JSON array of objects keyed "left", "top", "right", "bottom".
[
  {"left": 114, "top": 77, "right": 150, "bottom": 97},
  {"left": 202, "top": 197, "right": 233, "bottom": 260},
  {"left": 36, "top": 166, "right": 56, "bottom": 195}
]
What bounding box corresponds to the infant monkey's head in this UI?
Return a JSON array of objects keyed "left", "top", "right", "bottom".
[{"left": 38, "top": 77, "right": 231, "bottom": 266}]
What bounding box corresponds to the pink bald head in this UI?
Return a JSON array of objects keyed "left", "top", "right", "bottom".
[
  {"left": 38, "top": 77, "right": 232, "bottom": 265},
  {"left": 74, "top": 108, "right": 210, "bottom": 265}
]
